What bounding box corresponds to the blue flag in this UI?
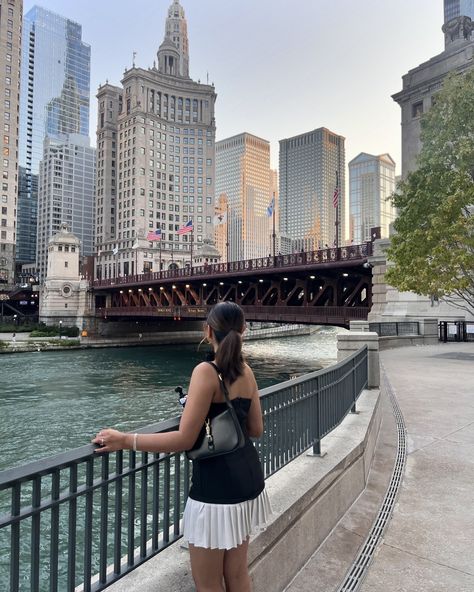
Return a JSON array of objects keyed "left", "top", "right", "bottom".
[{"left": 267, "top": 197, "right": 274, "bottom": 217}]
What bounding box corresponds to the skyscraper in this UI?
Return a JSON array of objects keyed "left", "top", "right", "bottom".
[
  {"left": 216, "top": 133, "right": 273, "bottom": 261},
  {"left": 36, "top": 134, "right": 96, "bottom": 280},
  {"left": 279, "top": 128, "right": 345, "bottom": 250},
  {"left": 349, "top": 153, "right": 396, "bottom": 244},
  {"left": 444, "top": 0, "right": 474, "bottom": 22},
  {"left": 95, "top": 0, "right": 216, "bottom": 279},
  {"left": 0, "top": 0, "right": 23, "bottom": 285},
  {"left": 17, "top": 6, "right": 91, "bottom": 267}
]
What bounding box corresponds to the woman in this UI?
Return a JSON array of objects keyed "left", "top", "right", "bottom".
[{"left": 93, "top": 302, "right": 271, "bottom": 592}]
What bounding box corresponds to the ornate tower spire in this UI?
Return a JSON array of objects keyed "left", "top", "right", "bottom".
[{"left": 157, "top": 0, "right": 190, "bottom": 78}]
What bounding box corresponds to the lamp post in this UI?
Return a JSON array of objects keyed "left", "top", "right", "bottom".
[{"left": 59, "top": 320, "right": 62, "bottom": 341}]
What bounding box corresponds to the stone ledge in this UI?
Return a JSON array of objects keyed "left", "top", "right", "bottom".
[{"left": 106, "top": 388, "right": 381, "bottom": 592}]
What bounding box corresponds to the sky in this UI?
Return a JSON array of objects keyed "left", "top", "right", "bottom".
[{"left": 23, "top": 0, "right": 444, "bottom": 174}]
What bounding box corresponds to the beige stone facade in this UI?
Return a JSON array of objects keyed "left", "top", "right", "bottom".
[
  {"left": 393, "top": 16, "right": 474, "bottom": 176},
  {"left": 39, "top": 224, "right": 90, "bottom": 327},
  {"left": 95, "top": 0, "right": 216, "bottom": 279},
  {"left": 0, "top": 0, "right": 22, "bottom": 285}
]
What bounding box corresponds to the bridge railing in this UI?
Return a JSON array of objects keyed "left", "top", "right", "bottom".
[
  {"left": 93, "top": 242, "right": 372, "bottom": 288},
  {"left": 0, "top": 347, "right": 368, "bottom": 592},
  {"left": 369, "top": 321, "right": 420, "bottom": 337}
]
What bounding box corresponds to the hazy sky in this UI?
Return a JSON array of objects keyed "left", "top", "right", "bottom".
[{"left": 24, "top": 0, "right": 444, "bottom": 173}]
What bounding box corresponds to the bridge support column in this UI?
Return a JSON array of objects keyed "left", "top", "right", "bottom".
[{"left": 337, "top": 332, "right": 379, "bottom": 389}]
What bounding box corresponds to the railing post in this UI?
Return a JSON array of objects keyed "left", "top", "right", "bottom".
[{"left": 351, "top": 355, "right": 357, "bottom": 413}]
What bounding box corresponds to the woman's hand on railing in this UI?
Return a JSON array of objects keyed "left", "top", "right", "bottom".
[{"left": 92, "top": 428, "right": 129, "bottom": 453}]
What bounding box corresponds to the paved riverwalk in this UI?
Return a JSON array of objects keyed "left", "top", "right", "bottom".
[
  {"left": 286, "top": 342, "right": 474, "bottom": 592},
  {"left": 360, "top": 343, "right": 474, "bottom": 592}
]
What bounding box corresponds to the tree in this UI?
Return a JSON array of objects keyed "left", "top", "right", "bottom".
[{"left": 387, "top": 71, "right": 474, "bottom": 315}]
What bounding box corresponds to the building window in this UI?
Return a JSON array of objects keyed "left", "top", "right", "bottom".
[{"left": 412, "top": 101, "right": 423, "bottom": 118}]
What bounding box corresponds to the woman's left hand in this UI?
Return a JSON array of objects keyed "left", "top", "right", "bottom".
[{"left": 92, "top": 428, "right": 127, "bottom": 453}]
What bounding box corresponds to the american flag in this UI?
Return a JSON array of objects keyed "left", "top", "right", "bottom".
[
  {"left": 333, "top": 171, "right": 339, "bottom": 209},
  {"left": 178, "top": 219, "right": 193, "bottom": 235},
  {"left": 146, "top": 228, "right": 162, "bottom": 241}
]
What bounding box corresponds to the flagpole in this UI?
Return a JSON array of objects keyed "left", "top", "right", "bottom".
[
  {"left": 226, "top": 200, "right": 229, "bottom": 266},
  {"left": 190, "top": 229, "right": 193, "bottom": 273},
  {"left": 272, "top": 192, "right": 276, "bottom": 259},
  {"left": 335, "top": 169, "right": 339, "bottom": 249},
  {"left": 159, "top": 237, "right": 162, "bottom": 277}
]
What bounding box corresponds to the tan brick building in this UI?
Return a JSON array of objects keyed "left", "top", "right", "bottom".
[{"left": 0, "top": 0, "right": 22, "bottom": 284}]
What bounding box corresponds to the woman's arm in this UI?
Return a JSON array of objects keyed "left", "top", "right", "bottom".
[
  {"left": 92, "top": 362, "right": 217, "bottom": 454},
  {"left": 245, "top": 367, "right": 264, "bottom": 438}
]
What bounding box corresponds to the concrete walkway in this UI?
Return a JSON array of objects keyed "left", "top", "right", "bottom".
[
  {"left": 285, "top": 342, "right": 474, "bottom": 592},
  {"left": 360, "top": 343, "right": 474, "bottom": 592}
]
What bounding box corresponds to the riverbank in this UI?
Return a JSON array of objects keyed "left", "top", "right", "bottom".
[{"left": 0, "top": 324, "right": 318, "bottom": 354}]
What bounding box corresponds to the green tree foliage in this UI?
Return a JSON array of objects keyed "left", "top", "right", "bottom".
[{"left": 387, "top": 72, "right": 474, "bottom": 314}]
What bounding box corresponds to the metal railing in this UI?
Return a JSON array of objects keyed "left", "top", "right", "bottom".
[
  {"left": 93, "top": 243, "right": 372, "bottom": 289},
  {"left": 439, "top": 321, "right": 474, "bottom": 342},
  {"left": 369, "top": 321, "right": 420, "bottom": 337},
  {"left": 0, "top": 347, "right": 368, "bottom": 592}
]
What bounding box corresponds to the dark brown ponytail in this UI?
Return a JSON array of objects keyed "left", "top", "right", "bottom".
[{"left": 207, "top": 302, "right": 245, "bottom": 384}]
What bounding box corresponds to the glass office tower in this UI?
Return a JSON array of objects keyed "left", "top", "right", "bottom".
[
  {"left": 444, "top": 0, "right": 474, "bottom": 22},
  {"left": 17, "top": 6, "right": 90, "bottom": 266}
]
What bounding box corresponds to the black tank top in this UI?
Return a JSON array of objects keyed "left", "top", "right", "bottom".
[{"left": 188, "top": 397, "right": 265, "bottom": 504}]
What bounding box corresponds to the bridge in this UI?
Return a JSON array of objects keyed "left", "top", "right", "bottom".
[{"left": 92, "top": 243, "right": 373, "bottom": 327}]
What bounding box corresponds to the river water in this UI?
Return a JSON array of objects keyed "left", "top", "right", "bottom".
[{"left": 0, "top": 327, "right": 344, "bottom": 473}]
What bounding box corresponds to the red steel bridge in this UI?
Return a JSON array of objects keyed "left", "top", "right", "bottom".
[{"left": 93, "top": 243, "right": 373, "bottom": 327}]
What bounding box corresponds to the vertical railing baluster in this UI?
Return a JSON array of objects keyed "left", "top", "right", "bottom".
[
  {"left": 114, "top": 451, "right": 123, "bottom": 575},
  {"left": 31, "top": 475, "right": 41, "bottom": 592},
  {"left": 67, "top": 464, "right": 78, "bottom": 592},
  {"left": 83, "top": 458, "right": 94, "bottom": 592},
  {"left": 140, "top": 452, "right": 148, "bottom": 558},
  {"left": 163, "top": 456, "right": 170, "bottom": 544},
  {"left": 313, "top": 377, "right": 321, "bottom": 455},
  {"left": 50, "top": 470, "right": 60, "bottom": 592},
  {"left": 173, "top": 453, "right": 181, "bottom": 537},
  {"left": 127, "top": 451, "right": 136, "bottom": 566},
  {"left": 10, "top": 483, "right": 21, "bottom": 592},
  {"left": 152, "top": 454, "right": 160, "bottom": 551},
  {"left": 99, "top": 454, "right": 109, "bottom": 584},
  {"left": 183, "top": 455, "right": 190, "bottom": 503}
]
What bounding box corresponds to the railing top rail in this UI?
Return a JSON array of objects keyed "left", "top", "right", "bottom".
[
  {"left": 92, "top": 242, "right": 372, "bottom": 289},
  {"left": 0, "top": 346, "right": 368, "bottom": 488}
]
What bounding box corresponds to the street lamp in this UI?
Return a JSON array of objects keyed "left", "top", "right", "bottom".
[{"left": 59, "top": 320, "right": 62, "bottom": 340}]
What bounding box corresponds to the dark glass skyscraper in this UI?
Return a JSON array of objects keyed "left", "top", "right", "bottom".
[
  {"left": 17, "top": 6, "right": 90, "bottom": 266},
  {"left": 444, "top": 0, "right": 474, "bottom": 22}
]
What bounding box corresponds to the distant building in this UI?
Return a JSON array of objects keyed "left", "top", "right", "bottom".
[
  {"left": 349, "top": 153, "right": 396, "bottom": 244},
  {"left": 279, "top": 127, "right": 345, "bottom": 249},
  {"left": 216, "top": 133, "right": 273, "bottom": 261},
  {"left": 393, "top": 4, "right": 474, "bottom": 175},
  {"left": 95, "top": 0, "right": 216, "bottom": 279},
  {"left": 17, "top": 6, "right": 91, "bottom": 268},
  {"left": 0, "top": 0, "right": 23, "bottom": 285},
  {"left": 444, "top": 0, "right": 474, "bottom": 24},
  {"left": 37, "top": 135, "right": 96, "bottom": 280}
]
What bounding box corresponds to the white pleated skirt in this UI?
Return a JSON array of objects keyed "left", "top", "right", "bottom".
[{"left": 182, "top": 488, "right": 272, "bottom": 550}]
